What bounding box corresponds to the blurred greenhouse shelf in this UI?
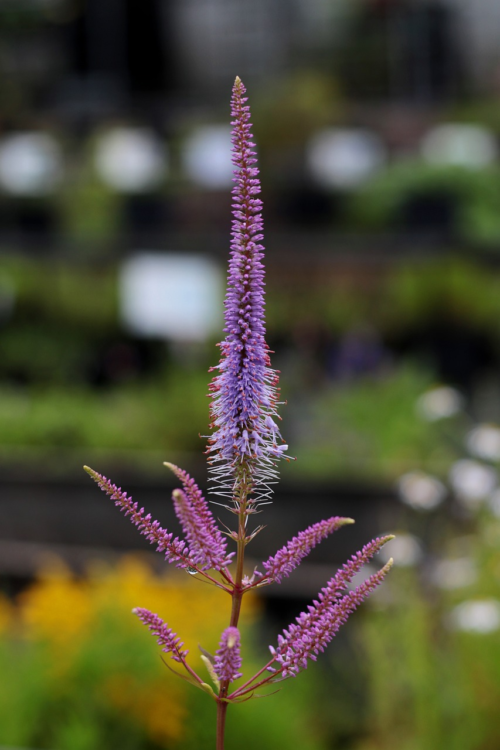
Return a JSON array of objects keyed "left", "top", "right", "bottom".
[{"left": 2, "top": 250, "right": 500, "bottom": 482}]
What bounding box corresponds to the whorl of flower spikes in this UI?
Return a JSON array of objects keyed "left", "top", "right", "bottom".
[
  {"left": 133, "top": 607, "right": 188, "bottom": 663},
  {"left": 84, "top": 466, "right": 196, "bottom": 571},
  {"left": 273, "top": 557, "right": 393, "bottom": 677},
  {"left": 166, "top": 462, "right": 232, "bottom": 571},
  {"left": 207, "top": 76, "right": 288, "bottom": 506},
  {"left": 270, "top": 535, "right": 394, "bottom": 677},
  {"left": 214, "top": 626, "right": 243, "bottom": 683},
  {"left": 261, "top": 517, "right": 355, "bottom": 583}
]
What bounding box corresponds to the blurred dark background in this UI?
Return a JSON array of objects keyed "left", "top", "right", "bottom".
[{"left": 2, "top": 2, "right": 500, "bottom": 749}]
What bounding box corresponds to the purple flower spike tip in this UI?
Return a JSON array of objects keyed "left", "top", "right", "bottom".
[
  {"left": 133, "top": 607, "right": 189, "bottom": 663},
  {"left": 84, "top": 466, "right": 196, "bottom": 571},
  {"left": 262, "top": 517, "right": 355, "bottom": 583},
  {"left": 206, "top": 76, "right": 291, "bottom": 508},
  {"left": 214, "top": 626, "right": 243, "bottom": 683}
]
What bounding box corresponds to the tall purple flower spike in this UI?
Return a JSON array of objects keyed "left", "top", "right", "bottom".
[
  {"left": 207, "top": 76, "right": 290, "bottom": 507},
  {"left": 214, "top": 626, "right": 243, "bottom": 683}
]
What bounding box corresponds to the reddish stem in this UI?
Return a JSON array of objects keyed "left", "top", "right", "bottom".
[{"left": 216, "top": 699, "right": 228, "bottom": 750}]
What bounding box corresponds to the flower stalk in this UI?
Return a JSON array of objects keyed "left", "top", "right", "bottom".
[{"left": 85, "top": 76, "right": 393, "bottom": 750}]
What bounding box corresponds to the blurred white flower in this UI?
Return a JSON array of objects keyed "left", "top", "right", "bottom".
[
  {"left": 449, "top": 460, "right": 497, "bottom": 509},
  {"left": 398, "top": 471, "right": 447, "bottom": 511},
  {"left": 95, "top": 128, "right": 167, "bottom": 193},
  {"left": 432, "top": 557, "right": 477, "bottom": 590},
  {"left": 0, "top": 132, "right": 63, "bottom": 196},
  {"left": 466, "top": 424, "right": 500, "bottom": 462},
  {"left": 378, "top": 534, "right": 422, "bottom": 567},
  {"left": 416, "top": 386, "right": 463, "bottom": 421},
  {"left": 449, "top": 599, "right": 500, "bottom": 633},
  {"left": 182, "top": 125, "right": 233, "bottom": 189},
  {"left": 307, "top": 128, "right": 386, "bottom": 189}
]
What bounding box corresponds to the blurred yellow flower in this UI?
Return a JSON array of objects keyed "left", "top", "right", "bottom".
[
  {"left": 103, "top": 674, "right": 186, "bottom": 744},
  {"left": 18, "top": 556, "right": 92, "bottom": 650},
  {"left": 12, "top": 554, "right": 261, "bottom": 745}
]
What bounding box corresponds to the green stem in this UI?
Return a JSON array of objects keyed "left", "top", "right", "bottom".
[{"left": 229, "top": 502, "right": 247, "bottom": 626}]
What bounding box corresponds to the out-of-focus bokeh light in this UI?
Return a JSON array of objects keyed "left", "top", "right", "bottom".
[
  {"left": 449, "top": 459, "right": 497, "bottom": 509},
  {"left": 449, "top": 599, "right": 500, "bottom": 633},
  {"left": 94, "top": 128, "right": 167, "bottom": 193},
  {"left": 0, "top": 133, "right": 63, "bottom": 196},
  {"left": 120, "top": 252, "right": 223, "bottom": 341},
  {"left": 416, "top": 386, "right": 464, "bottom": 421},
  {"left": 378, "top": 534, "right": 422, "bottom": 567},
  {"left": 307, "top": 128, "right": 386, "bottom": 189},
  {"left": 421, "top": 124, "right": 498, "bottom": 169},
  {"left": 182, "top": 125, "right": 233, "bottom": 188},
  {"left": 398, "top": 471, "right": 447, "bottom": 512},
  {"left": 466, "top": 424, "right": 500, "bottom": 462},
  {"left": 432, "top": 557, "right": 477, "bottom": 590}
]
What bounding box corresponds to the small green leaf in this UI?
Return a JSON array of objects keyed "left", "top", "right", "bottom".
[
  {"left": 198, "top": 644, "right": 215, "bottom": 664},
  {"left": 200, "top": 654, "right": 220, "bottom": 690}
]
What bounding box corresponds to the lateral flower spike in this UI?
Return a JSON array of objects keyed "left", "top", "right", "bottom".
[
  {"left": 83, "top": 466, "right": 196, "bottom": 571},
  {"left": 325, "top": 534, "right": 395, "bottom": 600},
  {"left": 262, "top": 516, "right": 354, "bottom": 584},
  {"left": 165, "top": 462, "right": 232, "bottom": 571},
  {"left": 214, "top": 626, "right": 243, "bottom": 683},
  {"left": 133, "top": 607, "right": 189, "bottom": 663},
  {"left": 206, "top": 75, "right": 291, "bottom": 508},
  {"left": 273, "top": 556, "right": 393, "bottom": 678}
]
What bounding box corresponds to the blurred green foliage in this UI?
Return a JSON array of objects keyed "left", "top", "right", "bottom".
[
  {"left": 347, "top": 161, "right": 500, "bottom": 246},
  {"left": 0, "top": 371, "right": 208, "bottom": 452},
  {"left": 0, "top": 556, "right": 335, "bottom": 750},
  {"left": 287, "top": 365, "right": 455, "bottom": 481},
  {"left": 357, "top": 512, "right": 500, "bottom": 750},
  {"left": 268, "top": 256, "right": 500, "bottom": 337},
  {"left": 381, "top": 257, "right": 500, "bottom": 334}
]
